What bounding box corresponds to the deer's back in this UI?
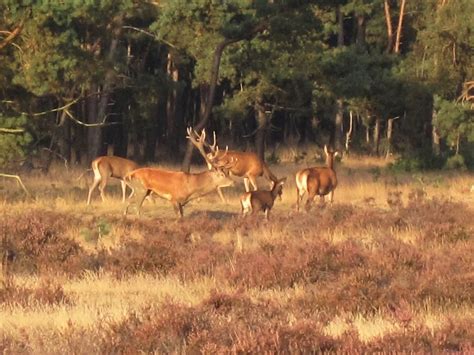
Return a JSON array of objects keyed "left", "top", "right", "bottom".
[
  {"left": 95, "top": 156, "right": 138, "bottom": 179},
  {"left": 217, "top": 151, "right": 263, "bottom": 177}
]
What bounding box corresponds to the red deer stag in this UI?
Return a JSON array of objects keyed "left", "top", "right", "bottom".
[
  {"left": 124, "top": 148, "right": 234, "bottom": 218},
  {"left": 87, "top": 156, "right": 139, "bottom": 205},
  {"left": 240, "top": 177, "right": 286, "bottom": 220},
  {"left": 295, "top": 145, "right": 339, "bottom": 211},
  {"left": 186, "top": 128, "right": 278, "bottom": 201}
]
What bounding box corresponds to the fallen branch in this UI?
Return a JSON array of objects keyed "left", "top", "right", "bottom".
[{"left": 0, "top": 173, "right": 31, "bottom": 197}]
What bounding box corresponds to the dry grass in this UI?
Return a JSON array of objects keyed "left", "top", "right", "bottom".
[{"left": 1, "top": 159, "right": 473, "bottom": 353}]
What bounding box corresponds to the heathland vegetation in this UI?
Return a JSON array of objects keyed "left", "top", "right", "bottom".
[{"left": 1, "top": 156, "right": 473, "bottom": 352}]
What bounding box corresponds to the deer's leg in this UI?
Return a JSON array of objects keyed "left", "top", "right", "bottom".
[
  {"left": 172, "top": 201, "right": 184, "bottom": 218},
  {"left": 329, "top": 190, "right": 334, "bottom": 204},
  {"left": 248, "top": 176, "right": 258, "bottom": 191},
  {"left": 264, "top": 208, "right": 270, "bottom": 220},
  {"left": 124, "top": 180, "right": 135, "bottom": 199},
  {"left": 98, "top": 176, "right": 108, "bottom": 202},
  {"left": 305, "top": 188, "right": 317, "bottom": 212},
  {"left": 244, "top": 177, "right": 250, "bottom": 192},
  {"left": 135, "top": 189, "right": 152, "bottom": 215},
  {"left": 296, "top": 187, "right": 306, "bottom": 212},
  {"left": 120, "top": 181, "right": 127, "bottom": 202},
  {"left": 217, "top": 187, "right": 227, "bottom": 204},
  {"left": 87, "top": 177, "right": 101, "bottom": 205}
]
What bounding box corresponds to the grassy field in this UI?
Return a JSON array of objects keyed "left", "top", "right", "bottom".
[{"left": 1, "top": 156, "right": 473, "bottom": 353}]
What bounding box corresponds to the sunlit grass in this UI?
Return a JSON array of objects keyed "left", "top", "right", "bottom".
[{"left": 1, "top": 160, "right": 473, "bottom": 351}]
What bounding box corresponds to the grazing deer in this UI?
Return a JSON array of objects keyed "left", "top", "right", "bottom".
[
  {"left": 240, "top": 177, "right": 286, "bottom": 220},
  {"left": 124, "top": 146, "right": 234, "bottom": 218},
  {"left": 295, "top": 145, "right": 339, "bottom": 211},
  {"left": 86, "top": 156, "right": 139, "bottom": 205},
  {"left": 187, "top": 128, "right": 278, "bottom": 200}
]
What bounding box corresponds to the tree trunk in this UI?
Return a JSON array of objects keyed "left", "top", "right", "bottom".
[
  {"left": 181, "top": 22, "right": 268, "bottom": 172},
  {"left": 181, "top": 42, "right": 234, "bottom": 172},
  {"left": 455, "top": 132, "right": 460, "bottom": 156},
  {"left": 431, "top": 109, "right": 441, "bottom": 156},
  {"left": 386, "top": 117, "right": 394, "bottom": 158},
  {"left": 166, "top": 50, "right": 181, "bottom": 155},
  {"left": 345, "top": 111, "right": 354, "bottom": 153},
  {"left": 255, "top": 100, "right": 268, "bottom": 161},
  {"left": 384, "top": 0, "right": 394, "bottom": 52},
  {"left": 394, "top": 0, "right": 406, "bottom": 54},
  {"left": 333, "top": 98, "right": 344, "bottom": 151},
  {"left": 87, "top": 85, "right": 100, "bottom": 161},
  {"left": 87, "top": 17, "right": 123, "bottom": 161},
  {"left": 373, "top": 117, "right": 381, "bottom": 156},
  {"left": 356, "top": 14, "right": 366, "bottom": 49},
  {"left": 337, "top": 6, "right": 344, "bottom": 47},
  {"left": 332, "top": 7, "right": 345, "bottom": 151}
]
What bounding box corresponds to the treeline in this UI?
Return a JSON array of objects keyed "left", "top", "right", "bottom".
[{"left": 0, "top": 0, "right": 472, "bottom": 171}]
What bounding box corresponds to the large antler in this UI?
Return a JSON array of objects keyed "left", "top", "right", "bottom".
[
  {"left": 186, "top": 127, "right": 213, "bottom": 167},
  {"left": 186, "top": 127, "right": 234, "bottom": 170}
]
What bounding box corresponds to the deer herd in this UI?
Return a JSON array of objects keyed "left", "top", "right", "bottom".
[{"left": 86, "top": 128, "right": 340, "bottom": 220}]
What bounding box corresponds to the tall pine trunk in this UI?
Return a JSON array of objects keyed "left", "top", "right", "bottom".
[
  {"left": 333, "top": 6, "right": 345, "bottom": 150},
  {"left": 88, "top": 16, "right": 123, "bottom": 161},
  {"left": 255, "top": 100, "right": 268, "bottom": 161},
  {"left": 373, "top": 117, "right": 381, "bottom": 156}
]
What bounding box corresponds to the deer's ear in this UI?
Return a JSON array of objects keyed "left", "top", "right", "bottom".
[{"left": 334, "top": 151, "right": 340, "bottom": 158}]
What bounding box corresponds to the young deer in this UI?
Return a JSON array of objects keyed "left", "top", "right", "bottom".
[
  {"left": 295, "top": 145, "right": 339, "bottom": 211},
  {"left": 86, "top": 156, "right": 139, "bottom": 205},
  {"left": 240, "top": 177, "right": 286, "bottom": 220}
]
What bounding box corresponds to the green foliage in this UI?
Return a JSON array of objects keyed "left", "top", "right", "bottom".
[
  {"left": 434, "top": 96, "right": 474, "bottom": 146},
  {"left": 388, "top": 148, "right": 445, "bottom": 172},
  {"left": 0, "top": 114, "right": 32, "bottom": 167},
  {"left": 444, "top": 154, "right": 466, "bottom": 171}
]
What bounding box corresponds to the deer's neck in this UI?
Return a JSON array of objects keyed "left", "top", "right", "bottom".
[{"left": 326, "top": 156, "right": 334, "bottom": 170}]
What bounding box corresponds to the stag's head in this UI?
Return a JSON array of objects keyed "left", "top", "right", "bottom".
[{"left": 187, "top": 127, "right": 234, "bottom": 171}]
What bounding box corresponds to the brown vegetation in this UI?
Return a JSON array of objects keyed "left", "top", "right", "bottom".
[{"left": 0, "top": 160, "right": 473, "bottom": 353}]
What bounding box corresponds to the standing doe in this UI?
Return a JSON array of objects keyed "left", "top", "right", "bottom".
[
  {"left": 87, "top": 156, "right": 139, "bottom": 205},
  {"left": 240, "top": 177, "right": 286, "bottom": 220},
  {"left": 295, "top": 145, "right": 339, "bottom": 211}
]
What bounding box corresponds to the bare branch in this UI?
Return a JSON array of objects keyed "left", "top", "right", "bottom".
[
  {"left": 18, "top": 97, "right": 81, "bottom": 117},
  {"left": 0, "top": 173, "right": 31, "bottom": 197},
  {"left": 122, "top": 25, "right": 177, "bottom": 48},
  {"left": 0, "top": 128, "right": 24, "bottom": 134},
  {"left": 0, "top": 23, "right": 23, "bottom": 51},
  {"left": 64, "top": 109, "right": 121, "bottom": 128}
]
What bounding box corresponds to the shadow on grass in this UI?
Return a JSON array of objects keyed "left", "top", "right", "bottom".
[{"left": 187, "top": 210, "right": 238, "bottom": 220}]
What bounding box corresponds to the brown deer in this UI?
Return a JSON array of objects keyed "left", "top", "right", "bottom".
[
  {"left": 295, "top": 145, "right": 339, "bottom": 211},
  {"left": 240, "top": 177, "right": 286, "bottom": 220},
  {"left": 124, "top": 144, "right": 234, "bottom": 218},
  {"left": 86, "top": 156, "right": 139, "bottom": 205},
  {"left": 187, "top": 128, "right": 278, "bottom": 200}
]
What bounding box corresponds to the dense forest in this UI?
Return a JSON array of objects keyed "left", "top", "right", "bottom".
[{"left": 0, "top": 0, "right": 472, "bottom": 172}]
